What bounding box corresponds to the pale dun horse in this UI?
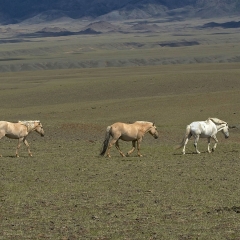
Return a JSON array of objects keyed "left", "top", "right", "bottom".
[
  {"left": 176, "top": 117, "right": 229, "bottom": 154},
  {"left": 0, "top": 120, "right": 44, "bottom": 157},
  {"left": 100, "top": 121, "right": 158, "bottom": 157}
]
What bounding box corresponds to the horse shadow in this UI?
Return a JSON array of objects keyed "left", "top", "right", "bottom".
[
  {"left": 4, "top": 155, "right": 30, "bottom": 158},
  {"left": 173, "top": 151, "right": 209, "bottom": 155}
]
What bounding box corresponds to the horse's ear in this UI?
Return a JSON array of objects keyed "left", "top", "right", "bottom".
[{"left": 153, "top": 122, "right": 155, "bottom": 126}]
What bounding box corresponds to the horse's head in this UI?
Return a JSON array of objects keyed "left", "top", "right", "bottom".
[
  {"left": 149, "top": 123, "right": 159, "bottom": 139},
  {"left": 221, "top": 123, "right": 229, "bottom": 139},
  {"left": 209, "top": 118, "right": 229, "bottom": 139},
  {"left": 34, "top": 121, "right": 44, "bottom": 137}
]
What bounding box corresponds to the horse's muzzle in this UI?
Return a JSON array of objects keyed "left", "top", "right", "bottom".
[
  {"left": 225, "top": 135, "right": 229, "bottom": 139},
  {"left": 154, "top": 135, "right": 158, "bottom": 139}
]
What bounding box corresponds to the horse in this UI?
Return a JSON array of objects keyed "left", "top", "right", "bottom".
[
  {"left": 176, "top": 117, "right": 229, "bottom": 154},
  {"left": 100, "top": 121, "right": 158, "bottom": 157},
  {"left": 0, "top": 120, "right": 44, "bottom": 157}
]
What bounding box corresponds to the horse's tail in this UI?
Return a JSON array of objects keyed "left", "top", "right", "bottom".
[
  {"left": 100, "top": 126, "right": 112, "bottom": 156},
  {"left": 175, "top": 125, "right": 191, "bottom": 150}
]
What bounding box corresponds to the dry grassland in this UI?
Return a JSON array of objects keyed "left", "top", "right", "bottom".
[{"left": 1, "top": 21, "right": 240, "bottom": 239}]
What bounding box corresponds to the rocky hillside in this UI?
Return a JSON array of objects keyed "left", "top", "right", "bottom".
[{"left": 0, "top": 0, "right": 239, "bottom": 24}]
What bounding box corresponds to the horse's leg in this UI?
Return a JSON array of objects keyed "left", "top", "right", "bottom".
[
  {"left": 115, "top": 140, "right": 125, "bottom": 157},
  {"left": 182, "top": 134, "right": 191, "bottom": 155},
  {"left": 105, "top": 138, "right": 118, "bottom": 158},
  {"left": 16, "top": 138, "right": 23, "bottom": 157},
  {"left": 207, "top": 137, "right": 211, "bottom": 153},
  {"left": 211, "top": 135, "right": 218, "bottom": 152},
  {"left": 193, "top": 135, "right": 201, "bottom": 154},
  {"left": 137, "top": 139, "right": 143, "bottom": 157},
  {"left": 23, "top": 138, "right": 33, "bottom": 157},
  {"left": 0, "top": 133, "right": 5, "bottom": 157},
  {"left": 182, "top": 138, "right": 188, "bottom": 154},
  {"left": 126, "top": 140, "right": 136, "bottom": 156}
]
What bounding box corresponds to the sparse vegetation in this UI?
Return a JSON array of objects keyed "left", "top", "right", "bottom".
[{"left": 1, "top": 18, "right": 240, "bottom": 239}]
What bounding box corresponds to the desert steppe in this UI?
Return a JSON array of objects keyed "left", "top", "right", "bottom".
[{"left": 1, "top": 17, "right": 240, "bottom": 239}]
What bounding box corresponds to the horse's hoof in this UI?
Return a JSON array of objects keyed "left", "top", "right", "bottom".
[{"left": 16, "top": 155, "right": 19, "bottom": 158}]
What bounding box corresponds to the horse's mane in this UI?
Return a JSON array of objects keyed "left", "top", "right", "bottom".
[
  {"left": 134, "top": 121, "right": 153, "bottom": 125},
  {"left": 207, "top": 117, "right": 227, "bottom": 125},
  {"left": 18, "top": 120, "right": 40, "bottom": 130}
]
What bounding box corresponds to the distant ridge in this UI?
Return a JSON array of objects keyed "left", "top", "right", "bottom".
[
  {"left": 201, "top": 21, "right": 240, "bottom": 29},
  {"left": 0, "top": 0, "right": 239, "bottom": 24},
  {"left": 79, "top": 28, "right": 101, "bottom": 34},
  {"left": 82, "top": 21, "right": 120, "bottom": 32}
]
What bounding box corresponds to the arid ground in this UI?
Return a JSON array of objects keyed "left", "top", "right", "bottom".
[{"left": 1, "top": 17, "right": 240, "bottom": 239}]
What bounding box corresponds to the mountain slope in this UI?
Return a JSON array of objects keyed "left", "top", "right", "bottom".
[{"left": 0, "top": 0, "right": 239, "bottom": 24}]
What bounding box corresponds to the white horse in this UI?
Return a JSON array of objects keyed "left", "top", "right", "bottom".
[
  {"left": 0, "top": 120, "right": 44, "bottom": 157},
  {"left": 176, "top": 118, "right": 229, "bottom": 154}
]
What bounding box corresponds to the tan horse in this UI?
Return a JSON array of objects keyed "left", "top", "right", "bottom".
[
  {"left": 0, "top": 120, "right": 44, "bottom": 157},
  {"left": 100, "top": 121, "right": 158, "bottom": 157}
]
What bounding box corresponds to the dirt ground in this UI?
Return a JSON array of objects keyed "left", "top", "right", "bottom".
[
  {"left": 1, "top": 16, "right": 240, "bottom": 237},
  {"left": 1, "top": 62, "right": 240, "bottom": 239}
]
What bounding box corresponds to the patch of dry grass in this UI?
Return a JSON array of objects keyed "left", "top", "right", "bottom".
[{"left": 0, "top": 35, "right": 240, "bottom": 238}]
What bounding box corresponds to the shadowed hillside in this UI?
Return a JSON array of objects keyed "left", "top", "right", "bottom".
[
  {"left": 201, "top": 21, "right": 240, "bottom": 29},
  {"left": 0, "top": 0, "right": 239, "bottom": 24}
]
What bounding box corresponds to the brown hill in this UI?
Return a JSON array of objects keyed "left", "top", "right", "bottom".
[
  {"left": 131, "top": 23, "right": 161, "bottom": 32},
  {"left": 81, "top": 21, "right": 120, "bottom": 33}
]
